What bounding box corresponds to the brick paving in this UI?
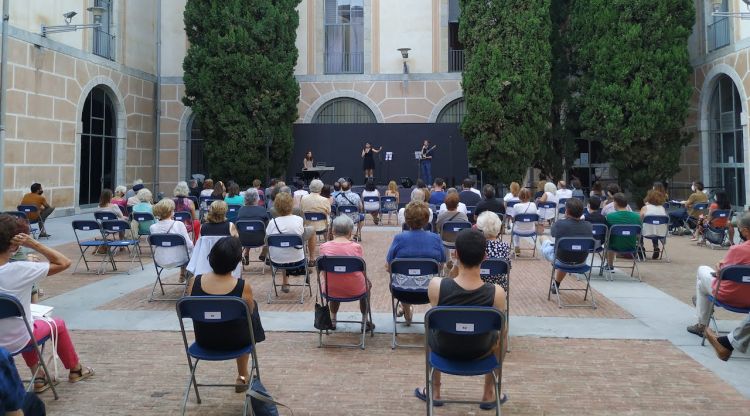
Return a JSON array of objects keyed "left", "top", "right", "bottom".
[{"left": 38, "top": 331, "right": 750, "bottom": 416}]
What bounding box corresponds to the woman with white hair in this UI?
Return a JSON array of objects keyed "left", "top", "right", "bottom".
[
  {"left": 397, "top": 188, "right": 434, "bottom": 226},
  {"left": 475, "top": 211, "right": 510, "bottom": 291},
  {"left": 537, "top": 181, "right": 558, "bottom": 221},
  {"left": 237, "top": 187, "right": 270, "bottom": 265},
  {"left": 111, "top": 185, "right": 128, "bottom": 213},
  {"left": 132, "top": 188, "right": 155, "bottom": 236},
  {"left": 173, "top": 181, "right": 200, "bottom": 241},
  {"left": 150, "top": 198, "right": 194, "bottom": 282}
]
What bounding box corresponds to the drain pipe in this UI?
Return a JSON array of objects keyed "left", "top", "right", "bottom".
[
  {"left": 0, "top": 0, "right": 9, "bottom": 210},
  {"left": 153, "top": 0, "right": 162, "bottom": 197}
]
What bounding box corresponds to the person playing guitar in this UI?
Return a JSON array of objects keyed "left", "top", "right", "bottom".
[{"left": 420, "top": 139, "right": 436, "bottom": 185}]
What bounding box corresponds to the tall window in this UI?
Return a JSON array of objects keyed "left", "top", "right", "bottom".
[
  {"left": 80, "top": 86, "right": 117, "bottom": 206},
  {"left": 325, "top": 0, "right": 364, "bottom": 74},
  {"left": 312, "top": 98, "right": 376, "bottom": 123},
  {"left": 93, "top": 0, "right": 115, "bottom": 60},
  {"left": 448, "top": 0, "right": 464, "bottom": 72},
  {"left": 709, "top": 75, "right": 745, "bottom": 208},
  {"left": 186, "top": 116, "right": 208, "bottom": 178},
  {"left": 708, "top": 0, "right": 730, "bottom": 52},
  {"left": 436, "top": 98, "right": 466, "bottom": 124}
]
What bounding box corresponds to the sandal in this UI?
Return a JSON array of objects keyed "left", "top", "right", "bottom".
[
  {"left": 396, "top": 305, "right": 404, "bottom": 317},
  {"left": 414, "top": 387, "right": 443, "bottom": 406},
  {"left": 281, "top": 284, "right": 290, "bottom": 293},
  {"left": 235, "top": 375, "right": 249, "bottom": 393},
  {"left": 479, "top": 394, "right": 508, "bottom": 410},
  {"left": 33, "top": 376, "right": 57, "bottom": 393},
  {"left": 68, "top": 365, "right": 95, "bottom": 383},
  {"left": 365, "top": 321, "right": 375, "bottom": 333}
]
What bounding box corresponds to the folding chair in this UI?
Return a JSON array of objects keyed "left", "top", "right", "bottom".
[
  {"left": 389, "top": 258, "right": 440, "bottom": 349},
  {"left": 556, "top": 198, "right": 569, "bottom": 220},
  {"left": 503, "top": 201, "right": 519, "bottom": 237},
  {"left": 227, "top": 204, "right": 241, "bottom": 222},
  {"left": 547, "top": 237, "right": 597, "bottom": 308},
  {"left": 316, "top": 256, "right": 373, "bottom": 349},
  {"left": 641, "top": 215, "right": 670, "bottom": 261},
  {"left": 94, "top": 211, "right": 120, "bottom": 241},
  {"left": 362, "top": 196, "right": 381, "bottom": 225},
  {"left": 479, "top": 259, "right": 511, "bottom": 326},
  {"left": 440, "top": 221, "right": 472, "bottom": 250},
  {"left": 0, "top": 294, "right": 59, "bottom": 400},
  {"left": 236, "top": 220, "right": 267, "bottom": 274},
  {"left": 605, "top": 224, "right": 642, "bottom": 281},
  {"left": 590, "top": 223, "right": 609, "bottom": 278},
  {"left": 101, "top": 220, "right": 144, "bottom": 274},
  {"left": 701, "top": 265, "right": 750, "bottom": 353},
  {"left": 148, "top": 233, "right": 191, "bottom": 301},
  {"left": 538, "top": 201, "right": 557, "bottom": 225},
  {"left": 266, "top": 234, "right": 312, "bottom": 304},
  {"left": 702, "top": 210, "right": 732, "bottom": 249},
  {"left": 380, "top": 196, "right": 398, "bottom": 225},
  {"left": 466, "top": 206, "right": 477, "bottom": 223},
  {"left": 16, "top": 205, "right": 42, "bottom": 238},
  {"left": 173, "top": 211, "right": 194, "bottom": 240},
  {"left": 509, "top": 213, "right": 539, "bottom": 258},
  {"left": 198, "top": 197, "right": 214, "bottom": 220},
  {"left": 337, "top": 205, "right": 363, "bottom": 241},
  {"left": 303, "top": 212, "right": 329, "bottom": 243},
  {"left": 402, "top": 222, "right": 433, "bottom": 232},
  {"left": 132, "top": 212, "right": 156, "bottom": 255},
  {"left": 424, "top": 306, "right": 505, "bottom": 416},
  {"left": 71, "top": 220, "right": 113, "bottom": 274},
  {"left": 176, "top": 296, "right": 260, "bottom": 416}
]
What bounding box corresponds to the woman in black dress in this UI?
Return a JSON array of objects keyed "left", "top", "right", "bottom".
[{"left": 361, "top": 142, "right": 382, "bottom": 182}]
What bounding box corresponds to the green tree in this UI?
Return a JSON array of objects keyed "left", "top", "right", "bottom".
[
  {"left": 570, "top": 0, "right": 694, "bottom": 198},
  {"left": 183, "top": 0, "right": 300, "bottom": 182},
  {"left": 459, "top": 0, "right": 552, "bottom": 184}
]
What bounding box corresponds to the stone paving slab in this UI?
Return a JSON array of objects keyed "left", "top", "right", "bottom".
[{"left": 38, "top": 331, "right": 750, "bottom": 416}]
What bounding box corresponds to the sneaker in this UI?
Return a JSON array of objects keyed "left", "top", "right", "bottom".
[{"left": 686, "top": 323, "right": 706, "bottom": 337}]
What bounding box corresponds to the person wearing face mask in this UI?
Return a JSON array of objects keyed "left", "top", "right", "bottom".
[
  {"left": 668, "top": 181, "right": 708, "bottom": 234},
  {"left": 19, "top": 183, "right": 54, "bottom": 238}
]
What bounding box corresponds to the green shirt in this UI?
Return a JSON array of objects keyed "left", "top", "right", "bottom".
[{"left": 606, "top": 210, "right": 642, "bottom": 251}]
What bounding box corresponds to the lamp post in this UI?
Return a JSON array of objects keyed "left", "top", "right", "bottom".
[
  {"left": 397, "top": 48, "right": 411, "bottom": 92},
  {"left": 41, "top": 7, "right": 106, "bottom": 36}
]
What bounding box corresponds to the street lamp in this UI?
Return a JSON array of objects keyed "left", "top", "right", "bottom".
[
  {"left": 397, "top": 48, "right": 411, "bottom": 92},
  {"left": 41, "top": 7, "right": 106, "bottom": 37},
  {"left": 712, "top": 0, "right": 750, "bottom": 18}
]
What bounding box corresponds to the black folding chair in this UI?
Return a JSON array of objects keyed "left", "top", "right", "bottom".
[
  {"left": 266, "top": 234, "right": 312, "bottom": 304},
  {"left": 236, "top": 220, "right": 267, "bottom": 274},
  {"left": 389, "top": 258, "right": 440, "bottom": 349},
  {"left": 548, "top": 237, "right": 597, "bottom": 308}
]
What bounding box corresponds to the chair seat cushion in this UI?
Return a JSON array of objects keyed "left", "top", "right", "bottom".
[
  {"left": 187, "top": 342, "right": 254, "bottom": 361},
  {"left": 707, "top": 296, "right": 750, "bottom": 314},
  {"left": 107, "top": 240, "right": 139, "bottom": 246},
  {"left": 553, "top": 260, "right": 590, "bottom": 274},
  {"left": 14, "top": 335, "right": 52, "bottom": 355},
  {"left": 429, "top": 351, "right": 500, "bottom": 376},
  {"left": 80, "top": 240, "right": 107, "bottom": 247}
]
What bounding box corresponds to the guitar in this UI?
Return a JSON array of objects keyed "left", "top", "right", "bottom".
[{"left": 421, "top": 145, "right": 437, "bottom": 160}]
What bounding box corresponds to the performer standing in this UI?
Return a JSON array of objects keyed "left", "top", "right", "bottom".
[
  {"left": 420, "top": 139, "right": 435, "bottom": 186},
  {"left": 303, "top": 150, "right": 314, "bottom": 170},
  {"left": 361, "top": 142, "right": 382, "bottom": 182}
]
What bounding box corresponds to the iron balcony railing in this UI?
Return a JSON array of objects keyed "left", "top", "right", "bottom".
[
  {"left": 449, "top": 49, "right": 465, "bottom": 72},
  {"left": 93, "top": 30, "right": 116, "bottom": 61},
  {"left": 708, "top": 17, "right": 730, "bottom": 52},
  {"left": 324, "top": 51, "right": 364, "bottom": 74}
]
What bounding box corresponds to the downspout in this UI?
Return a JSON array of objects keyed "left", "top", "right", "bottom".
[
  {"left": 0, "top": 0, "right": 9, "bottom": 210},
  {"left": 153, "top": 0, "right": 161, "bottom": 196}
]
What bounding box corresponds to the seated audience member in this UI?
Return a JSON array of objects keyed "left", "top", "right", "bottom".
[
  {"left": 150, "top": 199, "right": 194, "bottom": 282},
  {"left": 132, "top": 188, "right": 155, "bottom": 236},
  {"left": 211, "top": 181, "right": 226, "bottom": 200},
  {"left": 475, "top": 184, "right": 505, "bottom": 218},
  {"left": 125, "top": 179, "right": 143, "bottom": 200},
  {"left": 399, "top": 189, "right": 435, "bottom": 226},
  {"left": 224, "top": 182, "right": 244, "bottom": 206},
  {"left": 0, "top": 347, "right": 46, "bottom": 416},
  {"left": 111, "top": 185, "right": 128, "bottom": 212},
  {"left": 383, "top": 181, "right": 400, "bottom": 223},
  {"left": 292, "top": 179, "right": 309, "bottom": 208},
  {"left": 693, "top": 190, "right": 732, "bottom": 242},
  {"left": 200, "top": 178, "right": 215, "bottom": 198},
  {"left": 539, "top": 198, "right": 592, "bottom": 293},
  {"left": 188, "top": 179, "right": 202, "bottom": 199},
  {"left": 534, "top": 180, "right": 547, "bottom": 201},
  {"left": 320, "top": 184, "right": 335, "bottom": 207},
  {"left": 266, "top": 192, "right": 313, "bottom": 291},
  {"left": 361, "top": 179, "right": 381, "bottom": 225},
  {"left": 601, "top": 183, "right": 633, "bottom": 216},
  {"left": 237, "top": 188, "right": 270, "bottom": 264},
  {"left": 186, "top": 236, "right": 260, "bottom": 392},
  {"left": 537, "top": 182, "right": 558, "bottom": 222},
  {"left": 173, "top": 181, "right": 200, "bottom": 241},
  {"left": 475, "top": 211, "right": 511, "bottom": 292},
  {"left": 334, "top": 181, "right": 364, "bottom": 239},
  {"left": 705, "top": 313, "right": 750, "bottom": 361},
  {"left": 264, "top": 178, "right": 278, "bottom": 202},
  {"left": 386, "top": 202, "right": 445, "bottom": 325},
  {"left": 555, "top": 180, "right": 572, "bottom": 200},
  {"left": 20, "top": 184, "right": 54, "bottom": 238},
  {"left": 652, "top": 182, "right": 668, "bottom": 200},
  {"left": 319, "top": 215, "right": 373, "bottom": 331},
  {"left": 438, "top": 188, "right": 467, "bottom": 215},
  {"left": 687, "top": 213, "right": 750, "bottom": 337},
  {"left": 511, "top": 188, "right": 538, "bottom": 257},
  {"left": 96, "top": 188, "right": 127, "bottom": 220},
  {"left": 203, "top": 201, "right": 239, "bottom": 237},
  {"left": 640, "top": 189, "right": 667, "bottom": 259},
  {"left": 583, "top": 196, "right": 606, "bottom": 224},
  {"left": 436, "top": 191, "right": 469, "bottom": 233},
  {"left": 0, "top": 216, "right": 94, "bottom": 393},
  {"left": 459, "top": 178, "right": 482, "bottom": 207},
  {"left": 415, "top": 229, "right": 508, "bottom": 407},
  {"left": 570, "top": 178, "right": 584, "bottom": 198},
  {"left": 668, "top": 181, "right": 708, "bottom": 232},
  {"left": 301, "top": 179, "right": 331, "bottom": 259},
  {"left": 590, "top": 181, "right": 604, "bottom": 198},
  {"left": 429, "top": 178, "right": 447, "bottom": 206},
  {"left": 605, "top": 193, "right": 641, "bottom": 268},
  {"left": 503, "top": 182, "right": 521, "bottom": 203},
  {"left": 252, "top": 179, "right": 265, "bottom": 200},
  {"left": 332, "top": 181, "right": 342, "bottom": 200}
]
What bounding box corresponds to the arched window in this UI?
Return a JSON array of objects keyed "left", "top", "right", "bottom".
[
  {"left": 436, "top": 98, "right": 466, "bottom": 123},
  {"left": 186, "top": 115, "right": 208, "bottom": 178},
  {"left": 709, "top": 75, "right": 745, "bottom": 208},
  {"left": 79, "top": 86, "right": 117, "bottom": 206},
  {"left": 312, "top": 98, "right": 376, "bottom": 124}
]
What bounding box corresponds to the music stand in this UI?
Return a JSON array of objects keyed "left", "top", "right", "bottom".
[
  {"left": 414, "top": 151, "right": 422, "bottom": 182},
  {"left": 384, "top": 152, "right": 393, "bottom": 186}
]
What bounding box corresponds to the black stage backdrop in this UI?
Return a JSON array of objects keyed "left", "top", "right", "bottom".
[{"left": 289, "top": 123, "right": 469, "bottom": 187}]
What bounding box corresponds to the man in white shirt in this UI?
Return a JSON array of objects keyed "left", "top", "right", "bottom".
[
  {"left": 555, "top": 180, "right": 573, "bottom": 200},
  {"left": 438, "top": 188, "right": 467, "bottom": 215}
]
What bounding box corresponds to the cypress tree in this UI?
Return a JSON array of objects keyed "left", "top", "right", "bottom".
[{"left": 183, "top": 0, "right": 301, "bottom": 182}]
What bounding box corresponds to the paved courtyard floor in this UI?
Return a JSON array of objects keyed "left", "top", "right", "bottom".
[{"left": 19, "top": 214, "right": 750, "bottom": 415}]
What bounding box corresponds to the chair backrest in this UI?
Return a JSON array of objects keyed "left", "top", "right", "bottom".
[
  {"left": 709, "top": 209, "right": 731, "bottom": 225},
  {"left": 173, "top": 211, "right": 192, "bottom": 223},
  {"left": 554, "top": 237, "right": 596, "bottom": 266},
  {"left": 236, "top": 220, "right": 266, "bottom": 248},
  {"left": 362, "top": 196, "right": 380, "bottom": 204},
  {"left": 0, "top": 293, "right": 23, "bottom": 320},
  {"left": 693, "top": 202, "right": 709, "bottom": 211},
  {"left": 480, "top": 259, "right": 510, "bottom": 279},
  {"left": 94, "top": 211, "right": 118, "bottom": 222},
  {"left": 591, "top": 223, "right": 608, "bottom": 244},
  {"left": 557, "top": 198, "right": 569, "bottom": 214},
  {"left": 506, "top": 200, "right": 518, "bottom": 209},
  {"left": 440, "top": 221, "right": 472, "bottom": 242},
  {"left": 303, "top": 212, "right": 327, "bottom": 222},
  {"left": 337, "top": 205, "right": 359, "bottom": 215},
  {"left": 316, "top": 256, "right": 367, "bottom": 298},
  {"left": 381, "top": 196, "right": 397, "bottom": 204},
  {"left": 72, "top": 220, "right": 103, "bottom": 234},
  {"left": 17, "top": 205, "right": 38, "bottom": 214},
  {"left": 101, "top": 220, "right": 131, "bottom": 235},
  {"left": 402, "top": 222, "right": 433, "bottom": 232},
  {"left": 227, "top": 204, "right": 242, "bottom": 221},
  {"left": 512, "top": 213, "right": 540, "bottom": 224},
  {"left": 642, "top": 215, "right": 669, "bottom": 238},
  {"left": 425, "top": 306, "right": 504, "bottom": 337},
  {"left": 466, "top": 206, "right": 476, "bottom": 219},
  {"left": 176, "top": 296, "right": 255, "bottom": 344},
  {"left": 538, "top": 201, "right": 556, "bottom": 210},
  {"left": 4, "top": 211, "right": 27, "bottom": 220},
  {"left": 149, "top": 233, "right": 190, "bottom": 267},
  {"left": 266, "top": 234, "right": 305, "bottom": 265},
  {"left": 715, "top": 266, "right": 750, "bottom": 298},
  {"left": 607, "top": 224, "right": 641, "bottom": 251},
  {"left": 389, "top": 258, "right": 440, "bottom": 278},
  {"left": 133, "top": 212, "right": 155, "bottom": 222}
]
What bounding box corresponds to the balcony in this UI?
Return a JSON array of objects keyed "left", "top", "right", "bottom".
[
  {"left": 93, "top": 30, "right": 116, "bottom": 61},
  {"left": 324, "top": 52, "right": 364, "bottom": 74},
  {"left": 707, "top": 17, "right": 730, "bottom": 52},
  {"left": 449, "top": 49, "right": 465, "bottom": 72}
]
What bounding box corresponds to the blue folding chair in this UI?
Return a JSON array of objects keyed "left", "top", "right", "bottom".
[
  {"left": 590, "top": 223, "right": 609, "bottom": 278},
  {"left": 606, "top": 224, "right": 642, "bottom": 281},
  {"left": 641, "top": 215, "right": 670, "bottom": 261},
  {"left": 337, "top": 205, "right": 363, "bottom": 241},
  {"left": 548, "top": 237, "right": 597, "bottom": 308},
  {"left": 480, "top": 258, "right": 511, "bottom": 325},
  {"left": 702, "top": 209, "right": 732, "bottom": 249},
  {"left": 701, "top": 266, "right": 750, "bottom": 352},
  {"left": 101, "top": 220, "right": 144, "bottom": 274},
  {"left": 402, "top": 222, "right": 433, "bottom": 232},
  {"left": 389, "top": 258, "right": 440, "bottom": 349},
  {"left": 71, "top": 220, "right": 114, "bottom": 274},
  {"left": 362, "top": 196, "right": 381, "bottom": 225},
  {"left": 424, "top": 306, "right": 505, "bottom": 415},
  {"left": 510, "top": 213, "right": 540, "bottom": 258},
  {"left": 227, "top": 204, "right": 241, "bottom": 222},
  {"left": 466, "top": 206, "right": 477, "bottom": 223},
  {"left": 538, "top": 201, "right": 557, "bottom": 224},
  {"left": 16, "top": 205, "right": 42, "bottom": 238},
  {"left": 304, "top": 212, "right": 329, "bottom": 242},
  {"left": 0, "top": 294, "right": 59, "bottom": 400},
  {"left": 236, "top": 220, "right": 267, "bottom": 274},
  {"left": 198, "top": 197, "right": 215, "bottom": 220},
  {"left": 440, "top": 221, "right": 472, "bottom": 250},
  {"left": 132, "top": 212, "right": 156, "bottom": 254},
  {"left": 380, "top": 196, "right": 398, "bottom": 225},
  {"left": 148, "top": 233, "right": 191, "bottom": 301},
  {"left": 556, "top": 198, "right": 568, "bottom": 220},
  {"left": 176, "top": 296, "right": 260, "bottom": 416},
  {"left": 316, "top": 256, "right": 373, "bottom": 349},
  {"left": 266, "top": 234, "right": 312, "bottom": 304}
]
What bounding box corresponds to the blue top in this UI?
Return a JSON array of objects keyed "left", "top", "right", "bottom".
[
  {"left": 0, "top": 348, "right": 25, "bottom": 412},
  {"left": 386, "top": 230, "right": 446, "bottom": 263},
  {"left": 429, "top": 191, "right": 446, "bottom": 206},
  {"left": 225, "top": 195, "right": 244, "bottom": 206}
]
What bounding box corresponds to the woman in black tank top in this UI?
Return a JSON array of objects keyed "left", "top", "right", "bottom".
[{"left": 202, "top": 200, "right": 238, "bottom": 236}]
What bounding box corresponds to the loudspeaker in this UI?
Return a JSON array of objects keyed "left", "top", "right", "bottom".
[{"left": 399, "top": 177, "right": 413, "bottom": 188}]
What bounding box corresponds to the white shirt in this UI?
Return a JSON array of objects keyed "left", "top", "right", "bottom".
[
  {"left": 293, "top": 189, "right": 309, "bottom": 208},
  {"left": 150, "top": 220, "right": 194, "bottom": 268},
  {"left": 398, "top": 207, "right": 435, "bottom": 225},
  {"left": 511, "top": 202, "right": 538, "bottom": 234},
  {"left": 503, "top": 195, "right": 520, "bottom": 216},
  {"left": 555, "top": 188, "right": 573, "bottom": 200},
  {"left": 470, "top": 188, "right": 481, "bottom": 196},
  {"left": 539, "top": 192, "right": 558, "bottom": 220},
  {"left": 0, "top": 261, "right": 50, "bottom": 353},
  {"left": 200, "top": 189, "right": 213, "bottom": 197},
  {"left": 361, "top": 190, "right": 380, "bottom": 212},
  {"left": 438, "top": 202, "right": 467, "bottom": 215},
  {"left": 266, "top": 215, "right": 305, "bottom": 264}
]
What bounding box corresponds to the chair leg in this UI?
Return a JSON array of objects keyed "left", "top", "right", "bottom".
[
  {"left": 181, "top": 358, "right": 201, "bottom": 416},
  {"left": 33, "top": 344, "right": 58, "bottom": 400},
  {"left": 391, "top": 298, "right": 398, "bottom": 350}
]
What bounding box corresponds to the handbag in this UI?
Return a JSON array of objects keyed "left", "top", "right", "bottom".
[
  {"left": 313, "top": 283, "right": 334, "bottom": 330},
  {"left": 248, "top": 376, "right": 294, "bottom": 416},
  {"left": 251, "top": 300, "right": 266, "bottom": 344}
]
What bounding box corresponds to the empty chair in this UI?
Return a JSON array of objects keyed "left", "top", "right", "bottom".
[
  {"left": 71, "top": 220, "right": 113, "bottom": 274},
  {"left": 101, "top": 220, "right": 144, "bottom": 274}
]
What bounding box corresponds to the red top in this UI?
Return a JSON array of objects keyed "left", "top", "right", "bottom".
[
  {"left": 708, "top": 203, "right": 729, "bottom": 228},
  {"left": 716, "top": 241, "right": 750, "bottom": 307},
  {"left": 319, "top": 240, "right": 367, "bottom": 299}
]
